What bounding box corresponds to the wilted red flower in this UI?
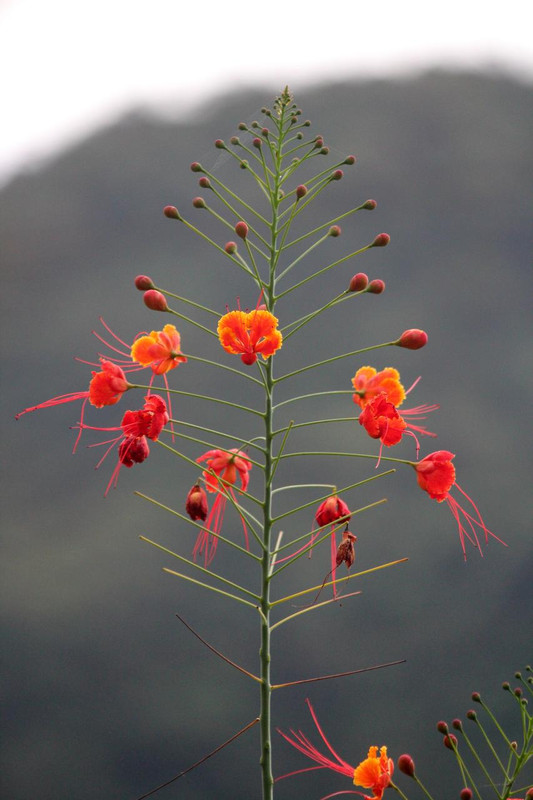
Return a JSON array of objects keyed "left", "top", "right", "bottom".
[
  {"left": 194, "top": 448, "right": 252, "bottom": 565},
  {"left": 118, "top": 435, "right": 150, "bottom": 468},
  {"left": 185, "top": 483, "right": 208, "bottom": 522},
  {"left": 277, "top": 699, "right": 394, "bottom": 799},
  {"left": 218, "top": 308, "right": 282, "bottom": 365},
  {"left": 130, "top": 324, "right": 187, "bottom": 374},
  {"left": 413, "top": 450, "right": 506, "bottom": 558},
  {"left": 336, "top": 529, "right": 357, "bottom": 570}
]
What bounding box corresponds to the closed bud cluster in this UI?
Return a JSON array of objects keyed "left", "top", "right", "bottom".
[
  {"left": 143, "top": 290, "right": 168, "bottom": 312},
  {"left": 395, "top": 329, "right": 428, "bottom": 349},
  {"left": 349, "top": 273, "right": 368, "bottom": 292},
  {"left": 362, "top": 198, "right": 377, "bottom": 210},
  {"left": 295, "top": 184, "right": 307, "bottom": 200},
  {"left": 235, "top": 221, "right": 248, "bottom": 239},
  {"left": 397, "top": 754, "right": 416, "bottom": 777},
  {"left": 367, "top": 279, "right": 385, "bottom": 294},
  {"left": 225, "top": 241, "right": 237, "bottom": 254},
  {"left": 372, "top": 232, "right": 391, "bottom": 247},
  {"left": 460, "top": 789, "right": 473, "bottom": 800},
  {"left": 198, "top": 177, "right": 211, "bottom": 188},
  {"left": 192, "top": 196, "right": 206, "bottom": 209},
  {"left": 163, "top": 205, "right": 180, "bottom": 219},
  {"left": 328, "top": 225, "right": 341, "bottom": 237},
  {"left": 134, "top": 275, "right": 154, "bottom": 290}
]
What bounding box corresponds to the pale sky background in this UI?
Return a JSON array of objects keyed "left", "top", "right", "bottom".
[{"left": 1, "top": 0, "right": 532, "bottom": 187}]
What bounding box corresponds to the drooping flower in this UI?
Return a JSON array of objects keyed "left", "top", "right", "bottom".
[
  {"left": 412, "top": 450, "right": 507, "bottom": 558},
  {"left": 352, "top": 366, "right": 405, "bottom": 410},
  {"left": 193, "top": 448, "right": 252, "bottom": 565},
  {"left": 277, "top": 699, "right": 394, "bottom": 800},
  {"left": 185, "top": 483, "right": 208, "bottom": 522},
  {"left": 89, "top": 360, "right": 132, "bottom": 407},
  {"left": 217, "top": 308, "right": 282, "bottom": 365},
  {"left": 74, "top": 394, "right": 169, "bottom": 495},
  {"left": 358, "top": 394, "right": 407, "bottom": 447},
  {"left": 130, "top": 324, "right": 187, "bottom": 374},
  {"left": 316, "top": 495, "right": 352, "bottom": 599}
]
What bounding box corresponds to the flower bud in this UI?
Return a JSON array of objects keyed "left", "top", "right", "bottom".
[
  {"left": 261, "top": 127, "right": 269, "bottom": 137},
  {"left": 199, "top": 176, "right": 211, "bottom": 188},
  {"left": 225, "top": 241, "right": 237, "bottom": 254},
  {"left": 344, "top": 155, "right": 356, "bottom": 165},
  {"left": 502, "top": 682, "right": 510, "bottom": 691},
  {"left": 328, "top": 225, "right": 341, "bottom": 237},
  {"left": 235, "top": 221, "right": 249, "bottom": 239},
  {"left": 134, "top": 275, "right": 154, "bottom": 291},
  {"left": 397, "top": 754, "right": 416, "bottom": 777},
  {"left": 186, "top": 483, "right": 208, "bottom": 522},
  {"left": 320, "top": 146, "right": 329, "bottom": 155},
  {"left": 239, "top": 160, "right": 249, "bottom": 170},
  {"left": 367, "top": 279, "right": 385, "bottom": 294},
  {"left": 349, "top": 273, "right": 368, "bottom": 292},
  {"left": 143, "top": 290, "right": 168, "bottom": 312},
  {"left": 436, "top": 721, "right": 448, "bottom": 734},
  {"left": 190, "top": 162, "right": 203, "bottom": 172},
  {"left": 460, "top": 789, "right": 473, "bottom": 800},
  {"left": 395, "top": 329, "right": 428, "bottom": 349},
  {"left": 362, "top": 198, "right": 377, "bottom": 210},
  {"left": 163, "top": 205, "right": 181, "bottom": 219},
  {"left": 295, "top": 184, "right": 308, "bottom": 200},
  {"left": 466, "top": 709, "right": 477, "bottom": 721},
  {"left": 238, "top": 122, "right": 247, "bottom": 131},
  {"left": 331, "top": 169, "right": 343, "bottom": 180},
  {"left": 443, "top": 734, "right": 458, "bottom": 750},
  {"left": 452, "top": 718, "right": 463, "bottom": 731},
  {"left": 252, "top": 137, "right": 262, "bottom": 149},
  {"left": 314, "top": 137, "right": 324, "bottom": 148},
  {"left": 371, "top": 232, "right": 390, "bottom": 247},
  {"left": 214, "top": 138, "right": 225, "bottom": 149},
  {"left": 525, "top": 786, "right": 533, "bottom": 798},
  {"left": 471, "top": 692, "right": 481, "bottom": 702},
  {"left": 230, "top": 136, "right": 240, "bottom": 145},
  {"left": 514, "top": 687, "right": 523, "bottom": 697},
  {"left": 192, "top": 196, "right": 206, "bottom": 209}
]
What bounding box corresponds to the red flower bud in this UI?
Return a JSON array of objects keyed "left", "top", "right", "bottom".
[
  {"left": 471, "top": 692, "right": 481, "bottom": 702},
  {"left": 192, "top": 196, "right": 206, "bottom": 209},
  {"left": 362, "top": 198, "right": 377, "bottom": 210},
  {"left": 186, "top": 483, "right": 208, "bottom": 522},
  {"left": 443, "top": 734, "right": 458, "bottom": 750},
  {"left": 466, "top": 709, "right": 477, "bottom": 721},
  {"left": 371, "top": 232, "right": 390, "bottom": 247},
  {"left": 143, "top": 290, "right": 168, "bottom": 312},
  {"left": 436, "top": 721, "right": 449, "bottom": 734},
  {"left": 163, "top": 205, "right": 180, "bottom": 219},
  {"left": 235, "top": 221, "right": 249, "bottom": 239},
  {"left": 397, "top": 754, "right": 416, "bottom": 777},
  {"left": 134, "top": 275, "right": 154, "bottom": 291},
  {"left": 344, "top": 155, "right": 356, "bottom": 165},
  {"left": 295, "top": 184, "right": 308, "bottom": 199},
  {"left": 214, "top": 139, "right": 225, "bottom": 149},
  {"left": 452, "top": 718, "right": 463, "bottom": 731},
  {"left": 320, "top": 146, "right": 329, "bottom": 155},
  {"left": 230, "top": 135, "right": 240, "bottom": 145},
  {"left": 198, "top": 176, "right": 211, "bottom": 188},
  {"left": 328, "top": 225, "right": 341, "bottom": 237},
  {"left": 331, "top": 169, "right": 343, "bottom": 180},
  {"left": 460, "top": 789, "right": 473, "bottom": 800},
  {"left": 190, "top": 162, "right": 203, "bottom": 172},
  {"left": 349, "top": 273, "right": 368, "bottom": 292},
  {"left": 238, "top": 122, "right": 247, "bottom": 131},
  {"left": 225, "top": 241, "right": 237, "bottom": 254},
  {"left": 396, "top": 329, "right": 428, "bottom": 350},
  {"left": 367, "top": 279, "right": 385, "bottom": 294},
  {"left": 253, "top": 137, "right": 262, "bottom": 148}
]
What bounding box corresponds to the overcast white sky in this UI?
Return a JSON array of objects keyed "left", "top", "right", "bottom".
[{"left": 2, "top": 0, "right": 532, "bottom": 186}]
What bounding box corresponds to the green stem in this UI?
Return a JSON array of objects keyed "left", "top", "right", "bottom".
[{"left": 274, "top": 341, "right": 397, "bottom": 383}]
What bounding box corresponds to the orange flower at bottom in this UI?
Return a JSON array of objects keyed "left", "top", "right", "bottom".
[
  {"left": 353, "top": 746, "right": 394, "bottom": 800},
  {"left": 218, "top": 308, "right": 282, "bottom": 365}
]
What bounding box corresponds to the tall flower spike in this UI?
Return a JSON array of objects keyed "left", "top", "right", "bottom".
[
  {"left": 412, "top": 450, "right": 507, "bottom": 558},
  {"left": 131, "top": 323, "right": 187, "bottom": 375},
  {"left": 194, "top": 448, "right": 252, "bottom": 565},
  {"left": 277, "top": 699, "right": 394, "bottom": 800},
  {"left": 218, "top": 307, "right": 282, "bottom": 365}
]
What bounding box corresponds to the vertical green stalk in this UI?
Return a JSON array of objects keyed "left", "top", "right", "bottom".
[{"left": 259, "top": 95, "right": 287, "bottom": 800}]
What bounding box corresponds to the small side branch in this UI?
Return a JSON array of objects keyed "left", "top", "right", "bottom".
[{"left": 272, "top": 658, "right": 406, "bottom": 690}]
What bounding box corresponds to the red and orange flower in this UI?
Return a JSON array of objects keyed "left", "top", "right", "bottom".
[
  {"left": 131, "top": 323, "right": 187, "bottom": 374},
  {"left": 218, "top": 308, "right": 282, "bottom": 365},
  {"left": 352, "top": 366, "right": 405, "bottom": 410},
  {"left": 413, "top": 450, "right": 506, "bottom": 558},
  {"left": 277, "top": 699, "right": 394, "bottom": 799},
  {"left": 193, "top": 448, "right": 252, "bottom": 565}
]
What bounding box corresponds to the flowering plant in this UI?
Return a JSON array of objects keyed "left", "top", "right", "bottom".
[{"left": 16, "top": 88, "right": 527, "bottom": 799}]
